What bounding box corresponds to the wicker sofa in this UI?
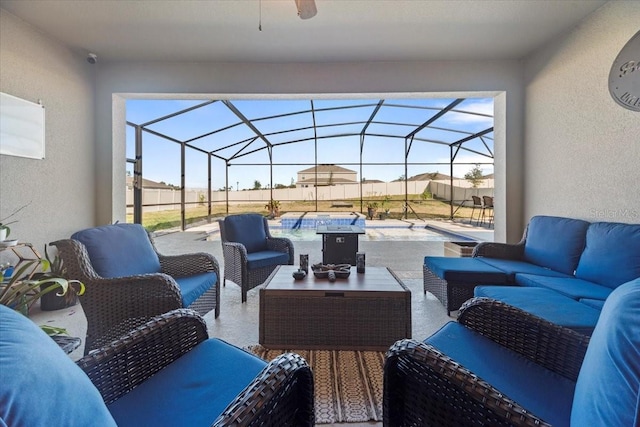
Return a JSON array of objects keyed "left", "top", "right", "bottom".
[
  {"left": 424, "top": 215, "right": 640, "bottom": 322},
  {"left": 53, "top": 223, "right": 221, "bottom": 354},
  {"left": 384, "top": 278, "right": 640, "bottom": 427},
  {"left": 0, "top": 306, "right": 315, "bottom": 427}
]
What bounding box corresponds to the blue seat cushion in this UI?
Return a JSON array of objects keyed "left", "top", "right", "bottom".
[
  {"left": 515, "top": 273, "right": 613, "bottom": 301},
  {"left": 474, "top": 286, "right": 601, "bottom": 335},
  {"left": 579, "top": 298, "right": 605, "bottom": 310},
  {"left": 523, "top": 216, "right": 589, "bottom": 275},
  {"left": 223, "top": 214, "right": 268, "bottom": 253},
  {"left": 0, "top": 305, "right": 116, "bottom": 427},
  {"left": 72, "top": 223, "right": 161, "bottom": 278},
  {"left": 107, "top": 338, "right": 267, "bottom": 427},
  {"left": 174, "top": 272, "right": 217, "bottom": 307},
  {"left": 571, "top": 278, "right": 640, "bottom": 427},
  {"left": 423, "top": 257, "right": 507, "bottom": 283},
  {"left": 426, "top": 322, "right": 576, "bottom": 427},
  {"left": 477, "top": 258, "right": 571, "bottom": 282},
  {"left": 574, "top": 222, "right": 640, "bottom": 289},
  {"left": 247, "top": 250, "right": 290, "bottom": 270}
]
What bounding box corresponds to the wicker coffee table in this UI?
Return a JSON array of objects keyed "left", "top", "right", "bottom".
[{"left": 259, "top": 265, "right": 411, "bottom": 351}]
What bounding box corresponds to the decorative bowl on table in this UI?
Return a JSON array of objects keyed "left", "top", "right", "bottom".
[
  {"left": 292, "top": 269, "right": 307, "bottom": 280},
  {"left": 311, "top": 263, "right": 351, "bottom": 282}
]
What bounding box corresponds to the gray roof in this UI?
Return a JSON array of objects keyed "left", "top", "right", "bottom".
[{"left": 298, "top": 164, "right": 357, "bottom": 174}]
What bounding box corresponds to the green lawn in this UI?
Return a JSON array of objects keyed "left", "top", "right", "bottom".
[{"left": 129, "top": 196, "right": 476, "bottom": 231}]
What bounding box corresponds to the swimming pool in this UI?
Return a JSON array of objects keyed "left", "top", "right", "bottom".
[
  {"left": 278, "top": 226, "right": 473, "bottom": 241},
  {"left": 280, "top": 213, "right": 366, "bottom": 229},
  {"left": 207, "top": 225, "right": 473, "bottom": 242}
]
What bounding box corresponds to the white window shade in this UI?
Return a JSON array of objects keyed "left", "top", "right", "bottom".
[{"left": 0, "top": 92, "right": 45, "bottom": 159}]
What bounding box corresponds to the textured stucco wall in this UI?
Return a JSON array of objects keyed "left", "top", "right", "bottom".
[
  {"left": 523, "top": 1, "right": 640, "bottom": 224},
  {"left": 96, "top": 60, "right": 524, "bottom": 242},
  {"left": 0, "top": 10, "right": 95, "bottom": 249}
]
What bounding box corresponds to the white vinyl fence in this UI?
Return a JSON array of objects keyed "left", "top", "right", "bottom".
[{"left": 126, "top": 179, "right": 494, "bottom": 213}]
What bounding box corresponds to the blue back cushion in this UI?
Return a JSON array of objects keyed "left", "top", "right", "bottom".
[
  {"left": 72, "top": 223, "right": 161, "bottom": 278},
  {"left": 523, "top": 216, "right": 589, "bottom": 275},
  {"left": 571, "top": 278, "right": 640, "bottom": 426},
  {"left": 575, "top": 222, "right": 640, "bottom": 288},
  {"left": 0, "top": 305, "right": 117, "bottom": 426},
  {"left": 223, "top": 214, "right": 268, "bottom": 253}
]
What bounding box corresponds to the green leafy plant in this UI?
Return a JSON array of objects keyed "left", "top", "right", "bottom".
[
  {"left": 265, "top": 199, "right": 280, "bottom": 210},
  {"left": 420, "top": 188, "right": 432, "bottom": 201},
  {"left": 265, "top": 200, "right": 281, "bottom": 217},
  {"left": 36, "top": 246, "right": 84, "bottom": 309},
  {"left": 0, "top": 257, "right": 85, "bottom": 317},
  {"left": 464, "top": 164, "right": 485, "bottom": 188}
]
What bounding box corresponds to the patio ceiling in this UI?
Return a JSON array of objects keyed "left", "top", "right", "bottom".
[{"left": 1, "top": 1, "right": 607, "bottom": 63}]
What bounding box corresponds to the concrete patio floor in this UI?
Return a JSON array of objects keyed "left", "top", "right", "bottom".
[{"left": 28, "top": 217, "right": 492, "bottom": 427}]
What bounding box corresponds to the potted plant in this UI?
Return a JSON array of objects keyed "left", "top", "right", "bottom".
[
  {"left": 265, "top": 200, "right": 281, "bottom": 218},
  {"left": 366, "top": 201, "right": 378, "bottom": 220},
  {"left": 0, "top": 224, "right": 10, "bottom": 242},
  {"left": 0, "top": 257, "right": 85, "bottom": 316},
  {"left": 36, "top": 246, "right": 82, "bottom": 311},
  {"left": 379, "top": 195, "right": 392, "bottom": 219}
]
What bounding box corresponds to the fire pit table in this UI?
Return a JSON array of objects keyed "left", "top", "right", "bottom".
[{"left": 259, "top": 265, "right": 411, "bottom": 351}]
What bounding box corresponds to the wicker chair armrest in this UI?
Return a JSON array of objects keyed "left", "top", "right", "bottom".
[
  {"left": 472, "top": 241, "right": 525, "bottom": 259},
  {"left": 77, "top": 309, "right": 208, "bottom": 404},
  {"left": 384, "top": 338, "right": 551, "bottom": 427},
  {"left": 213, "top": 352, "right": 315, "bottom": 427},
  {"left": 222, "top": 241, "right": 248, "bottom": 260},
  {"left": 159, "top": 252, "right": 220, "bottom": 277},
  {"left": 266, "top": 237, "right": 295, "bottom": 264},
  {"left": 458, "top": 297, "right": 590, "bottom": 381}
]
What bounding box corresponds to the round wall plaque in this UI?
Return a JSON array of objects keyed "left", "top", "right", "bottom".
[{"left": 609, "top": 30, "right": 640, "bottom": 112}]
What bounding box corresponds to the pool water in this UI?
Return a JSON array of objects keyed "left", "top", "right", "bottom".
[{"left": 208, "top": 226, "right": 468, "bottom": 242}]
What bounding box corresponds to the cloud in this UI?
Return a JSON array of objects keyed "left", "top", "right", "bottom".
[{"left": 444, "top": 99, "right": 494, "bottom": 126}]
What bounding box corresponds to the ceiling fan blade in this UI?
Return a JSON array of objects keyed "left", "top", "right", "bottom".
[{"left": 295, "top": 0, "right": 317, "bottom": 19}]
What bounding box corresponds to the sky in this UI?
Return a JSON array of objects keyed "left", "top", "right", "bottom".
[{"left": 126, "top": 97, "right": 494, "bottom": 190}]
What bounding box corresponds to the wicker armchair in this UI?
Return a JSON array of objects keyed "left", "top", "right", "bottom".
[
  {"left": 80, "top": 309, "right": 315, "bottom": 426},
  {"left": 52, "top": 223, "right": 220, "bottom": 354},
  {"left": 385, "top": 281, "right": 640, "bottom": 427},
  {"left": 0, "top": 305, "right": 314, "bottom": 427},
  {"left": 384, "top": 298, "right": 591, "bottom": 427},
  {"left": 219, "top": 214, "right": 294, "bottom": 302}
]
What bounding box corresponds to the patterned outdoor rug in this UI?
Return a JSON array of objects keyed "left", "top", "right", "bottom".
[{"left": 247, "top": 346, "right": 385, "bottom": 424}]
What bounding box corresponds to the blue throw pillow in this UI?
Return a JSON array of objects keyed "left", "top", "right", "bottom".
[
  {"left": 574, "top": 222, "right": 640, "bottom": 288},
  {"left": 72, "top": 223, "right": 161, "bottom": 278},
  {"left": 571, "top": 278, "right": 640, "bottom": 426},
  {"left": 0, "top": 305, "right": 116, "bottom": 426},
  {"left": 223, "top": 214, "right": 268, "bottom": 253},
  {"left": 523, "top": 216, "right": 589, "bottom": 275}
]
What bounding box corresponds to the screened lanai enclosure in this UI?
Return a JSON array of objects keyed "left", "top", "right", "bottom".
[{"left": 125, "top": 97, "right": 495, "bottom": 230}]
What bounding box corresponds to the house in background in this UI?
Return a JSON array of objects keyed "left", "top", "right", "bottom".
[
  {"left": 296, "top": 165, "right": 357, "bottom": 188},
  {"left": 125, "top": 177, "right": 174, "bottom": 190}
]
